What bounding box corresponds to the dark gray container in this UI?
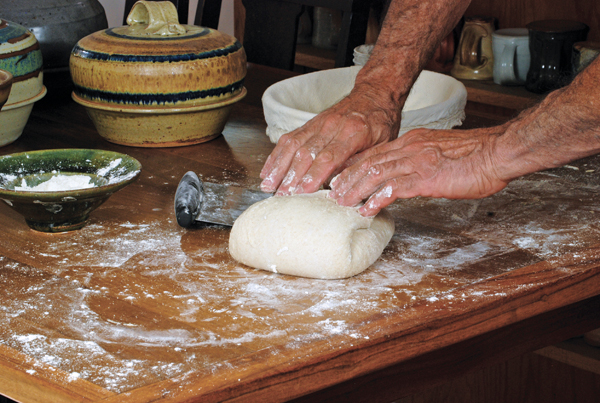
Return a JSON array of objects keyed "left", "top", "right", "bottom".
[{"left": 0, "top": 0, "right": 108, "bottom": 71}]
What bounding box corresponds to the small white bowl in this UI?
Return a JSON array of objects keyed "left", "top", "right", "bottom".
[
  {"left": 0, "top": 86, "right": 47, "bottom": 147},
  {"left": 262, "top": 66, "right": 467, "bottom": 144}
]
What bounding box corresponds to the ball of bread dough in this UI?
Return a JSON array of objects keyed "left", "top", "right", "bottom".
[{"left": 229, "top": 190, "right": 395, "bottom": 279}]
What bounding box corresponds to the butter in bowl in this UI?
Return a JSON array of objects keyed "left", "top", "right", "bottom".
[{"left": 0, "top": 149, "right": 141, "bottom": 232}]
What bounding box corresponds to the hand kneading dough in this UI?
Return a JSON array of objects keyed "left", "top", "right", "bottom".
[{"left": 229, "top": 190, "right": 395, "bottom": 279}]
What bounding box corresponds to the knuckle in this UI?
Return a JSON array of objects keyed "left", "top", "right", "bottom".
[
  {"left": 366, "top": 163, "right": 384, "bottom": 181},
  {"left": 320, "top": 115, "right": 340, "bottom": 132},
  {"left": 315, "top": 148, "right": 335, "bottom": 164},
  {"left": 282, "top": 134, "right": 302, "bottom": 149},
  {"left": 294, "top": 146, "right": 313, "bottom": 162},
  {"left": 339, "top": 118, "right": 369, "bottom": 139},
  {"left": 358, "top": 158, "right": 374, "bottom": 174}
]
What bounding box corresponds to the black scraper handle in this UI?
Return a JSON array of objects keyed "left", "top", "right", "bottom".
[{"left": 174, "top": 171, "right": 204, "bottom": 228}]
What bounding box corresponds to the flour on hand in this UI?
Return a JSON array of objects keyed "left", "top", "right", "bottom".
[{"left": 229, "top": 190, "right": 395, "bottom": 279}]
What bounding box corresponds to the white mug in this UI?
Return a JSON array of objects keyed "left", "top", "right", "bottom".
[{"left": 492, "top": 28, "right": 530, "bottom": 85}]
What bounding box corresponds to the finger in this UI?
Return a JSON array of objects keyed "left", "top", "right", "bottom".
[
  {"left": 295, "top": 118, "right": 376, "bottom": 194},
  {"left": 337, "top": 139, "right": 392, "bottom": 172},
  {"left": 359, "top": 183, "right": 396, "bottom": 217},
  {"left": 276, "top": 145, "right": 319, "bottom": 195},
  {"left": 325, "top": 141, "right": 391, "bottom": 191},
  {"left": 359, "top": 175, "right": 423, "bottom": 216},
  {"left": 329, "top": 155, "right": 377, "bottom": 199},
  {"left": 295, "top": 147, "right": 343, "bottom": 194},
  {"left": 335, "top": 152, "right": 427, "bottom": 207},
  {"left": 330, "top": 143, "right": 406, "bottom": 200},
  {"left": 275, "top": 122, "right": 346, "bottom": 194},
  {"left": 260, "top": 130, "right": 310, "bottom": 192},
  {"left": 261, "top": 114, "right": 340, "bottom": 192}
]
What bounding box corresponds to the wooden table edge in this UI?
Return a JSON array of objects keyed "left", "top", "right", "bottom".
[{"left": 86, "top": 246, "right": 600, "bottom": 403}]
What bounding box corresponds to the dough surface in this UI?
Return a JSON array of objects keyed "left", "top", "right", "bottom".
[{"left": 229, "top": 191, "right": 395, "bottom": 279}]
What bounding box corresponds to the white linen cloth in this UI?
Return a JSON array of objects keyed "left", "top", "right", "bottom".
[{"left": 262, "top": 66, "right": 467, "bottom": 144}]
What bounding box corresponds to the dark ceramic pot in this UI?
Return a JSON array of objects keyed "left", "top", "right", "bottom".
[
  {"left": 525, "top": 20, "right": 589, "bottom": 94},
  {"left": 1, "top": 0, "right": 108, "bottom": 71}
]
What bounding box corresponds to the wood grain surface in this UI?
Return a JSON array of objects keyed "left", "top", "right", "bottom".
[
  {"left": 0, "top": 64, "right": 600, "bottom": 403},
  {"left": 466, "top": 0, "right": 600, "bottom": 42}
]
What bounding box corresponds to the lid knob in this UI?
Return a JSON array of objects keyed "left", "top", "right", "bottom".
[{"left": 126, "top": 1, "right": 186, "bottom": 36}]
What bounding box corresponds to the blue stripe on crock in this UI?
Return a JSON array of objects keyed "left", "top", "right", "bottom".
[
  {"left": 73, "top": 79, "right": 245, "bottom": 105},
  {"left": 71, "top": 41, "right": 242, "bottom": 63},
  {"left": 105, "top": 27, "right": 210, "bottom": 41}
]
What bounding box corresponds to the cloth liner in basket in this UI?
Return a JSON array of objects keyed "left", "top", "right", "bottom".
[{"left": 262, "top": 66, "right": 467, "bottom": 144}]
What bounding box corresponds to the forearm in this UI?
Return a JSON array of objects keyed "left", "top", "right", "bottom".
[
  {"left": 353, "top": 0, "right": 472, "bottom": 110},
  {"left": 259, "top": 0, "right": 474, "bottom": 195},
  {"left": 494, "top": 57, "right": 600, "bottom": 181}
]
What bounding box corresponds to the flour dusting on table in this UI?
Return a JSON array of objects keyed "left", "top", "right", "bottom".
[
  {"left": 0, "top": 214, "right": 508, "bottom": 393},
  {"left": 1, "top": 162, "right": 600, "bottom": 393}
]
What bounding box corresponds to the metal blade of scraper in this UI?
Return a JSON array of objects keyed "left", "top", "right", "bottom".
[{"left": 174, "top": 171, "right": 272, "bottom": 227}]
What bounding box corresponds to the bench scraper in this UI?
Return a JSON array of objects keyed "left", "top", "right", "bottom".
[{"left": 174, "top": 171, "right": 272, "bottom": 227}]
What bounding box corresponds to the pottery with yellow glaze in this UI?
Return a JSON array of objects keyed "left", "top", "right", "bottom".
[
  {"left": 451, "top": 16, "right": 495, "bottom": 80},
  {"left": 0, "top": 19, "right": 47, "bottom": 147},
  {"left": 69, "top": 1, "right": 247, "bottom": 147},
  {"left": 0, "top": 70, "right": 12, "bottom": 110}
]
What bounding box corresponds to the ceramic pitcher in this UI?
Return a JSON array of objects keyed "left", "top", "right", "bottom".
[
  {"left": 492, "top": 28, "right": 530, "bottom": 86},
  {"left": 451, "top": 16, "right": 495, "bottom": 80}
]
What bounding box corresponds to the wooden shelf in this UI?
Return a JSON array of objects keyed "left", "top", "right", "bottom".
[
  {"left": 535, "top": 337, "right": 600, "bottom": 375},
  {"left": 294, "top": 43, "right": 337, "bottom": 71},
  {"left": 458, "top": 78, "right": 544, "bottom": 111}
]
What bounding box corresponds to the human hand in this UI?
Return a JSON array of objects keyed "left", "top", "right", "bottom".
[
  {"left": 329, "top": 126, "right": 510, "bottom": 216},
  {"left": 259, "top": 86, "right": 403, "bottom": 195}
]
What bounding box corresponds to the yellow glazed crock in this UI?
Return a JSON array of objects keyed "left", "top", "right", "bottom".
[
  {"left": 0, "top": 19, "right": 47, "bottom": 147},
  {"left": 69, "top": 0, "right": 247, "bottom": 147},
  {"left": 0, "top": 70, "right": 12, "bottom": 109}
]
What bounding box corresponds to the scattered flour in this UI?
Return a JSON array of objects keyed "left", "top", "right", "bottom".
[
  {"left": 96, "top": 158, "right": 122, "bottom": 176},
  {"left": 0, "top": 214, "right": 502, "bottom": 393},
  {"left": 2, "top": 159, "right": 600, "bottom": 394}
]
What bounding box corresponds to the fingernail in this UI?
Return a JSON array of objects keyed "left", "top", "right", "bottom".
[
  {"left": 359, "top": 206, "right": 371, "bottom": 216},
  {"left": 329, "top": 174, "right": 340, "bottom": 188},
  {"left": 360, "top": 201, "right": 377, "bottom": 217}
]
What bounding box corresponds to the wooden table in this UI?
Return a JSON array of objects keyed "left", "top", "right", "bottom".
[{"left": 1, "top": 64, "right": 600, "bottom": 403}]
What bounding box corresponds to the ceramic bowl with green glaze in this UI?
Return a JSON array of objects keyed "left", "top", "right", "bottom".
[{"left": 0, "top": 149, "right": 141, "bottom": 232}]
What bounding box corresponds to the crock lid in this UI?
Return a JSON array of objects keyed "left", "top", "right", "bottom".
[
  {"left": 69, "top": 1, "right": 246, "bottom": 108},
  {"left": 0, "top": 19, "right": 43, "bottom": 80},
  {"left": 72, "top": 1, "right": 242, "bottom": 60}
]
